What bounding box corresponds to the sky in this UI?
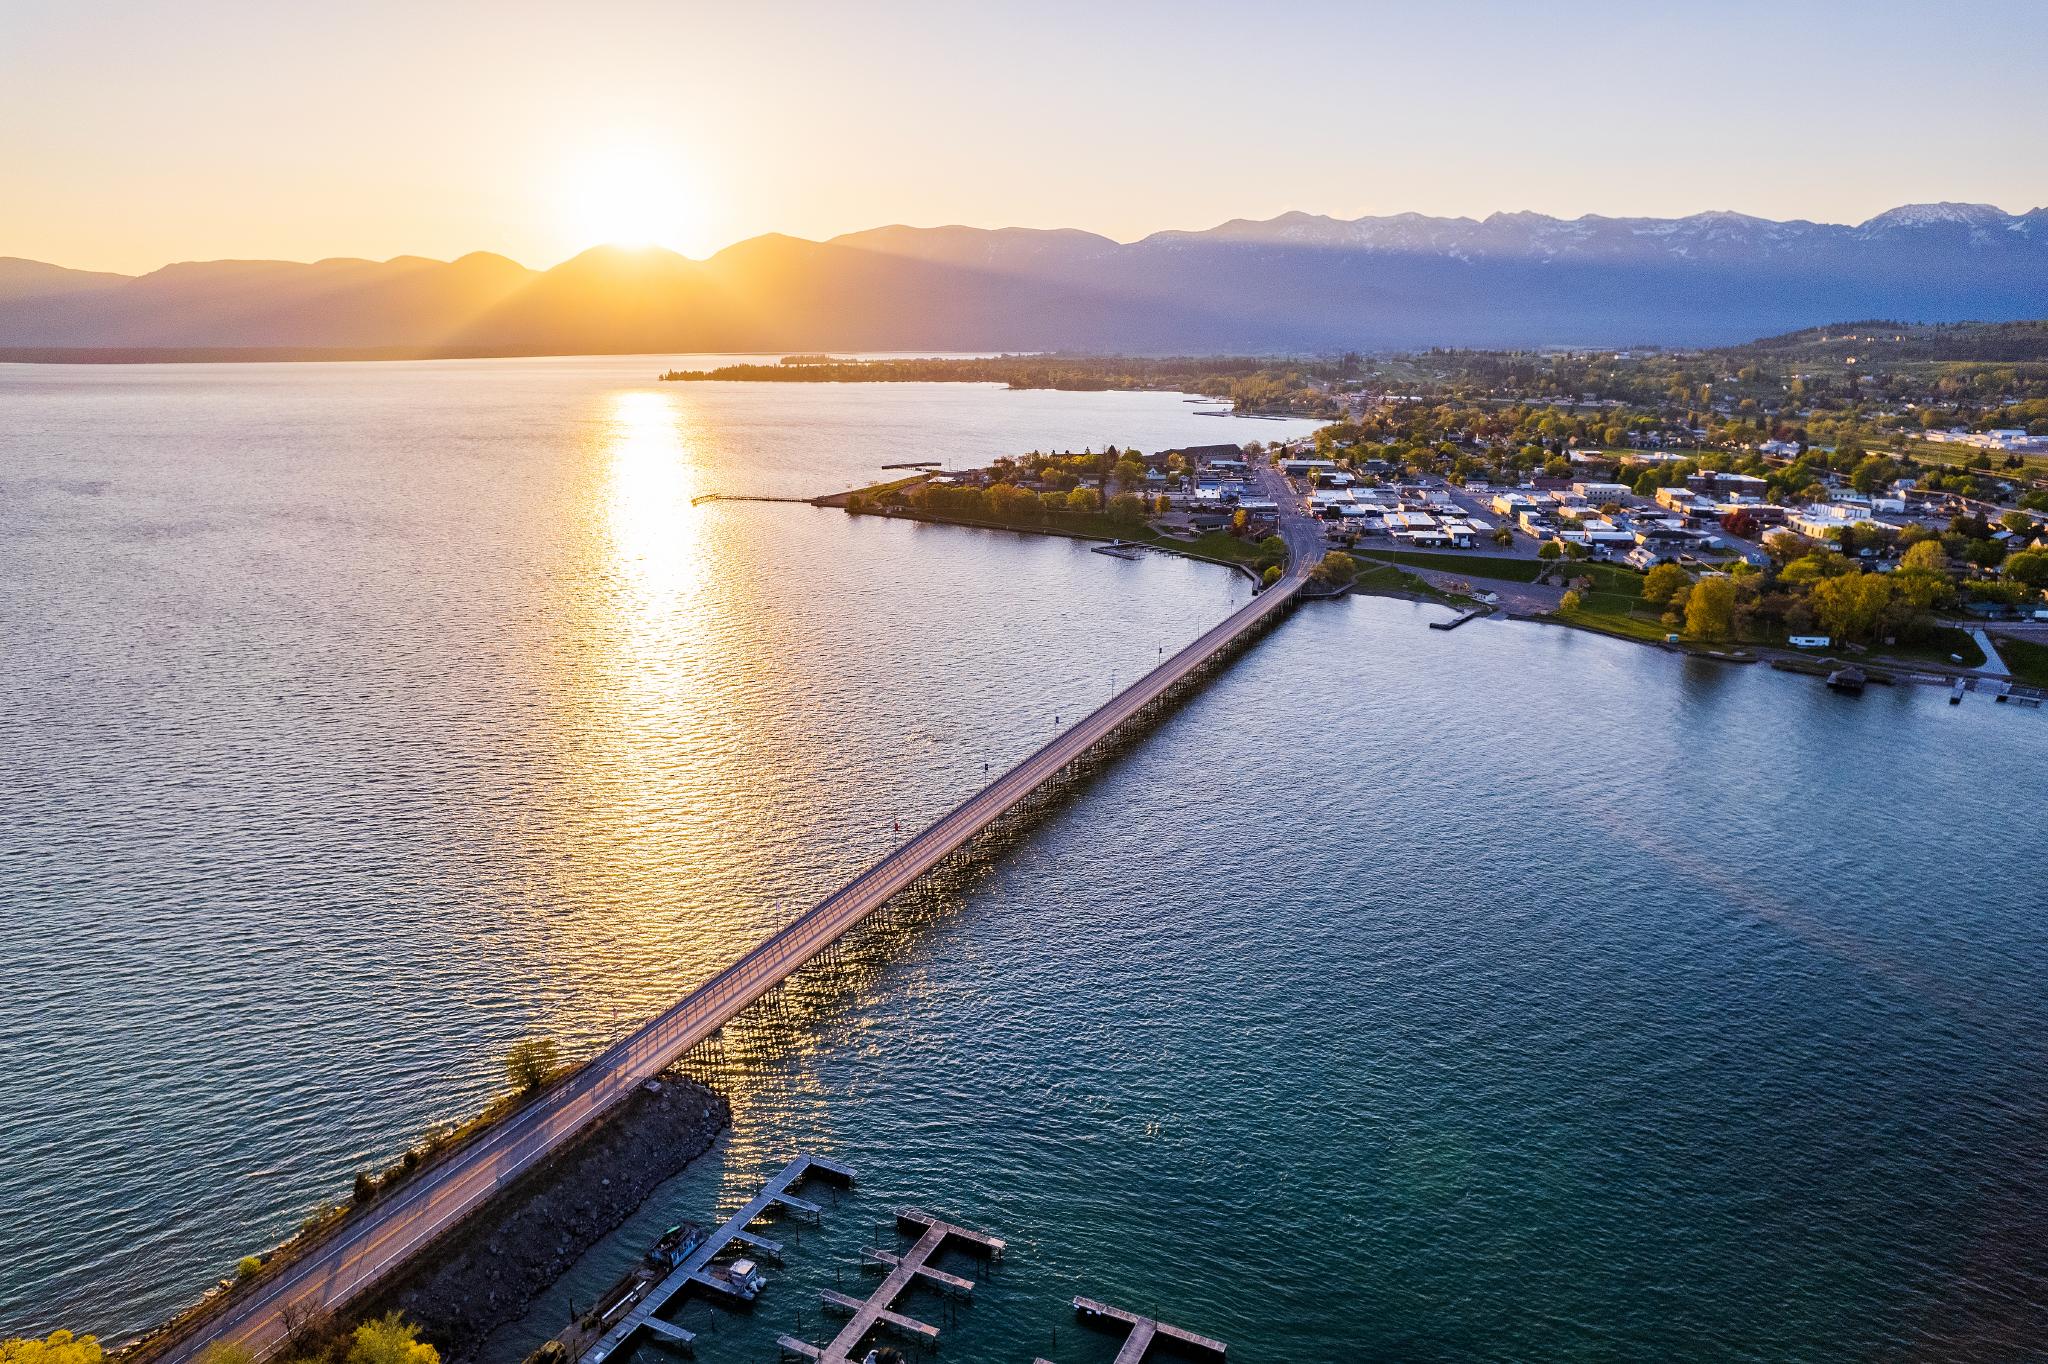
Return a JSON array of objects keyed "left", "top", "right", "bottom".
[{"left": 5, "top": 0, "right": 2047, "bottom": 276}]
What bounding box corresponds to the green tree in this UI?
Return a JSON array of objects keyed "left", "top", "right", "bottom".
[
  {"left": 1107, "top": 492, "right": 1145, "bottom": 526},
  {"left": 1809, "top": 573, "right": 1893, "bottom": 642},
  {"left": 1537, "top": 541, "right": 1562, "bottom": 562},
  {"left": 347, "top": 1316, "right": 439, "bottom": 1364},
  {"left": 1899, "top": 539, "right": 1950, "bottom": 576},
  {"left": 986, "top": 483, "right": 1041, "bottom": 523},
  {"left": 1, "top": 1333, "right": 101, "bottom": 1364},
  {"left": 1642, "top": 562, "right": 1691, "bottom": 606},
  {"left": 1064, "top": 487, "right": 1096, "bottom": 514},
  {"left": 503, "top": 1037, "right": 560, "bottom": 1095},
  {"left": 1964, "top": 537, "right": 2007, "bottom": 569},
  {"left": 1261, "top": 564, "right": 1282, "bottom": 587},
  {"left": 1685, "top": 576, "right": 1737, "bottom": 639},
  {"left": 2004, "top": 548, "right": 2048, "bottom": 587},
  {"left": 1312, "top": 551, "right": 1358, "bottom": 585}
]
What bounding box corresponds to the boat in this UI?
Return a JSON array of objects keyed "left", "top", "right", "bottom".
[
  {"left": 700, "top": 1257, "right": 768, "bottom": 1301},
  {"left": 646, "top": 1223, "right": 703, "bottom": 1271},
  {"left": 518, "top": 1220, "right": 704, "bottom": 1364},
  {"left": 1825, "top": 665, "right": 1867, "bottom": 694}
]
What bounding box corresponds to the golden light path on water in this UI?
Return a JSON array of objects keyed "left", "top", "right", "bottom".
[
  {"left": 0, "top": 357, "right": 1349, "bottom": 1340},
  {"left": 565, "top": 388, "right": 844, "bottom": 1197}
]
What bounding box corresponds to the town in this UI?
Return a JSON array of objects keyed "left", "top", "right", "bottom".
[{"left": 852, "top": 418, "right": 2048, "bottom": 696}]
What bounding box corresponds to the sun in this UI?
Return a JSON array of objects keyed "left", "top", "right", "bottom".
[{"left": 566, "top": 144, "right": 692, "bottom": 251}]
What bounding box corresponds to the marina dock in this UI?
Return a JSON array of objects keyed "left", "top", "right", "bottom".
[
  {"left": 582, "top": 1153, "right": 853, "bottom": 1364},
  {"left": 1062, "top": 1296, "right": 1228, "bottom": 1364},
  {"left": 1429, "top": 605, "right": 1489, "bottom": 631},
  {"left": 775, "top": 1209, "right": 1003, "bottom": 1363}
]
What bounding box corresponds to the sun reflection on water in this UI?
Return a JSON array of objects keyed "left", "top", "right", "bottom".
[{"left": 603, "top": 389, "right": 705, "bottom": 609}]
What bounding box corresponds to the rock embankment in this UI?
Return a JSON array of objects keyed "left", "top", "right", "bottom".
[{"left": 366, "top": 1073, "right": 728, "bottom": 1363}]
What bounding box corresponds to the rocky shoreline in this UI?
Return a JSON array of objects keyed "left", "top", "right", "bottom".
[{"left": 361, "top": 1074, "right": 729, "bottom": 1364}]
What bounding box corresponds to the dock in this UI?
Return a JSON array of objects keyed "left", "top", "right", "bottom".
[
  {"left": 582, "top": 1153, "right": 853, "bottom": 1364},
  {"left": 775, "top": 1209, "right": 1003, "bottom": 1363},
  {"left": 1428, "top": 606, "right": 1489, "bottom": 631},
  {"left": 1069, "top": 1296, "right": 1228, "bottom": 1364},
  {"left": 1091, "top": 540, "right": 1146, "bottom": 560}
]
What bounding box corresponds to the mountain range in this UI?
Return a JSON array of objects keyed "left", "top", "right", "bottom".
[{"left": 4, "top": 203, "right": 2045, "bottom": 357}]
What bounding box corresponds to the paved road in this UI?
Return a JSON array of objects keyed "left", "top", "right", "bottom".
[
  {"left": 150, "top": 515, "right": 1326, "bottom": 1364},
  {"left": 1250, "top": 453, "right": 1326, "bottom": 567}
]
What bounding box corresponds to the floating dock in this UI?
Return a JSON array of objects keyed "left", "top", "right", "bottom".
[
  {"left": 1428, "top": 606, "right": 1489, "bottom": 631},
  {"left": 775, "top": 1209, "right": 1003, "bottom": 1363},
  {"left": 1091, "top": 540, "right": 1146, "bottom": 560},
  {"left": 581, "top": 1153, "right": 853, "bottom": 1364},
  {"left": 1060, "top": 1296, "right": 1228, "bottom": 1364}
]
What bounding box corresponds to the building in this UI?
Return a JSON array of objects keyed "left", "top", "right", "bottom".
[
  {"left": 1571, "top": 482, "right": 1633, "bottom": 504},
  {"left": 1789, "top": 503, "right": 1885, "bottom": 539},
  {"left": 1164, "top": 443, "right": 1247, "bottom": 468},
  {"left": 1686, "top": 471, "right": 1770, "bottom": 500}
]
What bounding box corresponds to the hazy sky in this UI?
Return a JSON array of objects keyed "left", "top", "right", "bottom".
[{"left": 6, "top": 0, "right": 2046, "bottom": 274}]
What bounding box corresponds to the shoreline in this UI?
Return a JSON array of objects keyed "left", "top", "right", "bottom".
[
  {"left": 816, "top": 487, "right": 2027, "bottom": 698},
  {"left": 320, "top": 1075, "right": 725, "bottom": 1364},
  {"left": 811, "top": 476, "right": 1275, "bottom": 583},
  {"left": 116, "top": 1074, "right": 729, "bottom": 1364}
]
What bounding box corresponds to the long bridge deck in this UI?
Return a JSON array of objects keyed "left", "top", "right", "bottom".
[{"left": 150, "top": 529, "right": 1321, "bottom": 1364}]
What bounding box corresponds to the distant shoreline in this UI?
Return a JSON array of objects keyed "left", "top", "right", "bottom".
[
  {"left": 0, "top": 346, "right": 782, "bottom": 365},
  {"left": 0, "top": 347, "right": 1016, "bottom": 366}
]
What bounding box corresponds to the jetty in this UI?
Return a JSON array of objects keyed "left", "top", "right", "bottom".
[
  {"left": 579, "top": 1153, "right": 854, "bottom": 1364},
  {"left": 775, "top": 1209, "right": 1004, "bottom": 1363},
  {"left": 1428, "top": 605, "right": 1489, "bottom": 631},
  {"left": 1037, "top": 1297, "right": 1227, "bottom": 1364}
]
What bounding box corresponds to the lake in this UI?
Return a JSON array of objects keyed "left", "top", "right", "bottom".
[{"left": 1, "top": 358, "right": 2043, "bottom": 1360}]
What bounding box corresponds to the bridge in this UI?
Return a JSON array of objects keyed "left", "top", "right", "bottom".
[{"left": 147, "top": 464, "right": 1324, "bottom": 1364}]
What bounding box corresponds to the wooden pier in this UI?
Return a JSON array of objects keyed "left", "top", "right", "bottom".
[
  {"left": 775, "top": 1209, "right": 1003, "bottom": 1364},
  {"left": 582, "top": 1153, "right": 853, "bottom": 1364},
  {"left": 1059, "top": 1296, "right": 1228, "bottom": 1364},
  {"left": 1429, "top": 605, "right": 1489, "bottom": 631}
]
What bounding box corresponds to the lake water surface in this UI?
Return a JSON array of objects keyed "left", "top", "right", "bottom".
[{"left": 2, "top": 358, "right": 2043, "bottom": 1361}]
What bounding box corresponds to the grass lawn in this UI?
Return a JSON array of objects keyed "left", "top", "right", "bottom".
[
  {"left": 1368, "top": 549, "right": 1547, "bottom": 582},
  {"left": 1557, "top": 595, "right": 1674, "bottom": 642},
  {"left": 1162, "top": 529, "right": 1281, "bottom": 568},
  {"left": 1871, "top": 626, "right": 1988, "bottom": 670},
  {"left": 1351, "top": 563, "right": 1463, "bottom": 605},
  {"left": 1993, "top": 635, "right": 2048, "bottom": 686},
  {"left": 1552, "top": 562, "right": 1677, "bottom": 642},
  {"left": 1563, "top": 561, "right": 1651, "bottom": 595}
]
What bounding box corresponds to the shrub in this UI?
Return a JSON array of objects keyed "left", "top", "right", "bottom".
[
  {"left": 1, "top": 1332, "right": 102, "bottom": 1364},
  {"left": 346, "top": 1316, "right": 438, "bottom": 1364},
  {"left": 503, "top": 1037, "right": 561, "bottom": 1094},
  {"left": 1560, "top": 590, "right": 1582, "bottom": 613}
]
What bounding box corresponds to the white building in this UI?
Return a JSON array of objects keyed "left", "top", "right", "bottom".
[{"left": 1789, "top": 503, "right": 1885, "bottom": 539}]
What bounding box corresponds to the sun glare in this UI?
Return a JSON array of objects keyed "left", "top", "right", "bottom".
[{"left": 566, "top": 144, "right": 693, "bottom": 251}]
